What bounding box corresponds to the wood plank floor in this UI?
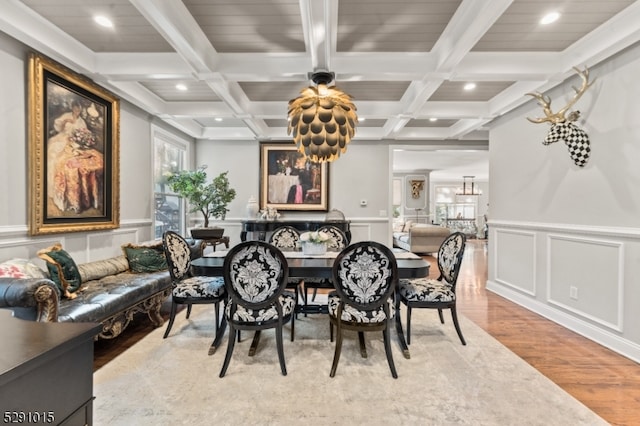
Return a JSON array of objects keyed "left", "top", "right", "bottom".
[{"left": 94, "top": 240, "right": 640, "bottom": 425}]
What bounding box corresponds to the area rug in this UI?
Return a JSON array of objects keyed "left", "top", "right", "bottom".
[{"left": 93, "top": 299, "right": 607, "bottom": 425}]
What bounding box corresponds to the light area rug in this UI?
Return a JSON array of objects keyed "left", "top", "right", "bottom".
[{"left": 94, "top": 300, "right": 607, "bottom": 426}]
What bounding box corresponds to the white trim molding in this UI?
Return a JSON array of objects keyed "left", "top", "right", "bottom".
[
  {"left": 545, "top": 233, "right": 624, "bottom": 332},
  {"left": 487, "top": 279, "right": 640, "bottom": 364}
]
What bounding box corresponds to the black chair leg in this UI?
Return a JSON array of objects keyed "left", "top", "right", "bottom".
[
  {"left": 329, "top": 322, "right": 343, "bottom": 377},
  {"left": 303, "top": 284, "right": 309, "bottom": 317},
  {"left": 163, "top": 301, "right": 178, "bottom": 339},
  {"left": 219, "top": 326, "right": 236, "bottom": 378},
  {"left": 406, "top": 306, "right": 412, "bottom": 345},
  {"left": 450, "top": 306, "right": 467, "bottom": 345},
  {"left": 438, "top": 308, "right": 445, "bottom": 324},
  {"left": 383, "top": 326, "right": 398, "bottom": 379},
  {"left": 275, "top": 323, "right": 287, "bottom": 376},
  {"left": 186, "top": 303, "right": 193, "bottom": 319},
  {"left": 290, "top": 311, "right": 295, "bottom": 342},
  {"left": 358, "top": 331, "right": 367, "bottom": 358}
]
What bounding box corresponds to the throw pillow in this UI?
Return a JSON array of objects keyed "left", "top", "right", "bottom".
[
  {"left": 37, "top": 244, "right": 82, "bottom": 299},
  {"left": 122, "top": 242, "right": 168, "bottom": 273},
  {"left": 0, "top": 258, "right": 48, "bottom": 279}
]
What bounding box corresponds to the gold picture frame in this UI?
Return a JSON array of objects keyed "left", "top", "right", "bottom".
[
  {"left": 28, "top": 53, "right": 120, "bottom": 235},
  {"left": 259, "top": 142, "right": 329, "bottom": 211}
]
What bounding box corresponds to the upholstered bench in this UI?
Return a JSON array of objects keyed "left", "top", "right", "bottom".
[{"left": 0, "top": 239, "right": 203, "bottom": 339}]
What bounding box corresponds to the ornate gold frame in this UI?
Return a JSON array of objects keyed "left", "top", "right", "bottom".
[
  {"left": 259, "top": 142, "right": 329, "bottom": 211},
  {"left": 28, "top": 53, "right": 120, "bottom": 235}
]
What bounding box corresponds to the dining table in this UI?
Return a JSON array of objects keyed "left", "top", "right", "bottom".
[{"left": 191, "top": 248, "right": 429, "bottom": 358}]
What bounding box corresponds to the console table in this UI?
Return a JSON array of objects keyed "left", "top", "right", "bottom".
[
  {"left": 0, "top": 310, "right": 100, "bottom": 425},
  {"left": 240, "top": 219, "right": 351, "bottom": 242}
]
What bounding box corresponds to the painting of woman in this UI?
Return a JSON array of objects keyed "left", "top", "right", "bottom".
[{"left": 46, "top": 85, "right": 106, "bottom": 216}]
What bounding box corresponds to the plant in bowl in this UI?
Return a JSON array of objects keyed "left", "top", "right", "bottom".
[
  {"left": 166, "top": 166, "right": 236, "bottom": 238},
  {"left": 300, "top": 231, "right": 332, "bottom": 255}
]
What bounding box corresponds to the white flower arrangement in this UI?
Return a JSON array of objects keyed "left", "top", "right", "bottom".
[{"left": 300, "top": 231, "right": 331, "bottom": 244}]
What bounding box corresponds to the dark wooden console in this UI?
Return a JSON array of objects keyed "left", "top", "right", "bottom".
[
  {"left": 240, "top": 219, "right": 351, "bottom": 242},
  {"left": 0, "top": 310, "right": 100, "bottom": 425}
]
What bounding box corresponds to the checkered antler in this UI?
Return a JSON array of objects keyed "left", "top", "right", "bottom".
[{"left": 525, "top": 67, "right": 595, "bottom": 167}]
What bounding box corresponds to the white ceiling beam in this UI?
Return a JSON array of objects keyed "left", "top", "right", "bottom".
[
  {"left": 130, "top": 0, "right": 219, "bottom": 74},
  {"left": 299, "top": 0, "right": 335, "bottom": 73}
]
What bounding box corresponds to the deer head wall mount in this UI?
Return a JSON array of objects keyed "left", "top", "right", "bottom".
[{"left": 526, "top": 66, "right": 595, "bottom": 167}]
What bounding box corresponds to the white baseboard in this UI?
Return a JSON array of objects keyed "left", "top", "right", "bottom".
[{"left": 486, "top": 279, "right": 640, "bottom": 364}]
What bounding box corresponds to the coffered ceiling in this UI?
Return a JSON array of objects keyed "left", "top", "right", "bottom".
[{"left": 2, "top": 0, "right": 639, "bottom": 152}]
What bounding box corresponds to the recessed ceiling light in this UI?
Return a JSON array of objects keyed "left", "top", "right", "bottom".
[
  {"left": 540, "top": 12, "right": 560, "bottom": 25},
  {"left": 464, "top": 82, "right": 476, "bottom": 91},
  {"left": 94, "top": 16, "right": 113, "bottom": 28},
  {"left": 359, "top": 117, "right": 365, "bottom": 122},
  {"left": 175, "top": 83, "right": 188, "bottom": 91},
  {"left": 429, "top": 117, "right": 438, "bottom": 122},
  {"left": 214, "top": 117, "right": 223, "bottom": 122}
]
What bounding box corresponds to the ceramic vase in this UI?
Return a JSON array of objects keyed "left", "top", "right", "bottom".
[{"left": 246, "top": 196, "right": 259, "bottom": 219}]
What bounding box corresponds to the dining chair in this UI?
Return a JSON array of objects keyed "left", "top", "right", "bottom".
[
  {"left": 303, "top": 225, "right": 349, "bottom": 308},
  {"left": 162, "top": 231, "right": 226, "bottom": 340},
  {"left": 269, "top": 225, "right": 303, "bottom": 335},
  {"left": 397, "top": 232, "right": 467, "bottom": 346},
  {"left": 328, "top": 241, "right": 398, "bottom": 378},
  {"left": 219, "top": 241, "right": 296, "bottom": 377}
]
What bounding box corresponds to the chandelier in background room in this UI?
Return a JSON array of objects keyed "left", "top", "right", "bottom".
[
  {"left": 456, "top": 176, "right": 482, "bottom": 196},
  {"left": 287, "top": 71, "right": 357, "bottom": 163}
]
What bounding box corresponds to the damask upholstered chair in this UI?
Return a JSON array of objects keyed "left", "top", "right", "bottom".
[
  {"left": 219, "top": 241, "right": 296, "bottom": 377},
  {"left": 162, "top": 231, "right": 226, "bottom": 340},
  {"left": 397, "top": 232, "right": 467, "bottom": 346},
  {"left": 328, "top": 241, "right": 398, "bottom": 378},
  {"left": 303, "top": 225, "right": 349, "bottom": 307},
  {"left": 269, "top": 226, "right": 300, "bottom": 250},
  {"left": 269, "top": 225, "right": 303, "bottom": 327}
]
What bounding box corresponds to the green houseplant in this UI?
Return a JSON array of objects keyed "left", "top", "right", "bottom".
[{"left": 166, "top": 166, "right": 236, "bottom": 237}]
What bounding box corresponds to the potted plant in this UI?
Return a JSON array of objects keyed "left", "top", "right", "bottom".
[{"left": 166, "top": 166, "right": 236, "bottom": 239}]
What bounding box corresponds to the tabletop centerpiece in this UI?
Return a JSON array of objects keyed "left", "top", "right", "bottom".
[{"left": 300, "top": 230, "right": 331, "bottom": 255}]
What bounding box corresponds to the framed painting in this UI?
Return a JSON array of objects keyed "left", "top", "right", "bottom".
[
  {"left": 28, "top": 53, "right": 120, "bottom": 235},
  {"left": 259, "top": 142, "right": 329, "bottom": 211}
]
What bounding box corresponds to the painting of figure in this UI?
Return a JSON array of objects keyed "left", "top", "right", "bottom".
[
  {"left": 28, "top": 53, "right": 120, "bottom": 235},
  {"left": 259, "top": 143, "right": 328, "bottom": 212}
]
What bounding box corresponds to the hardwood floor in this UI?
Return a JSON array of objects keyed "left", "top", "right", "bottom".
[{"left": 94, "top": 240, "right": 640, "bottom": 425}]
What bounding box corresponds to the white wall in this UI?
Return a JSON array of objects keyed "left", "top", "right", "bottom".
[
  {"left": 488, "top": 42, "right": 640, "bottom": 362},
  {"left": 196, "top": 140, "right": 392, "bottom": 246},
  {"left": 0, "top": 31, "right": 194, "bottom": 266}
]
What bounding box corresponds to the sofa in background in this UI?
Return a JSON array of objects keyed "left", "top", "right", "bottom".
[
  {"left": 0, "top": 239, "right": 204, "bottom": 339},
  {"left": 393, "top": 220, "right": 451, "bottom": 254}
]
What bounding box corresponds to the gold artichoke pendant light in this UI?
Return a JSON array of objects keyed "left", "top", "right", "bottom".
[{"left": 287, "top": 71, "right": 357, "bottom": 162}]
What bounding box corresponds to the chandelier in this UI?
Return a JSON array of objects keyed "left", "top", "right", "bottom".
[
  {"left": 456, "top": 176, "right": 481, "bottom": 196},
  {"left": 287, "top": 71, "right": 357, "bottom": 163}
]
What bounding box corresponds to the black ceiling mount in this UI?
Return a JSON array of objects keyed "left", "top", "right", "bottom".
[{"left": 309, "top": 71, "right": 335, "bottom": 85}]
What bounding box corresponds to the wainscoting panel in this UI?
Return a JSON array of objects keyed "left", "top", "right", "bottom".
[
  {"left": 0, "top": 236, "right": 61, "bottom": 264},
  {"left": 494, "top": 229, "right": 536, "bottom": 296},
  {"left": 547, "top": 234, "right": 624, "bottom": 332},
  {"left": 86, "top": 228, "right": 140, "bottom": 262}
]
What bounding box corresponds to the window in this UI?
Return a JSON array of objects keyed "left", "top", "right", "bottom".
[
  {"left": 434, "top": 185, "right": 477, "bottom": 225},
  {"left": 153, "top": 129, "right": 187, "bottom": 239}
]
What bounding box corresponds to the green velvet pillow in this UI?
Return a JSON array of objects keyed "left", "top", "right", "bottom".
[
  {"left": 37, "top": 243, "right": 82, "bottom": 299},
  {"left": 122, "top": 243, "right": 168, "bottom": 273}
]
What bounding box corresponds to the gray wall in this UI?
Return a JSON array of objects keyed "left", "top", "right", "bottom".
[
  {"left": 487, "top": 42, "right": 640, "bottom": 363},
  {"left": 195, "top": 140, "right": 393, "bottom": 246},
  {"left": 0, "top": 31, "right": 194, "bottom": 266}
]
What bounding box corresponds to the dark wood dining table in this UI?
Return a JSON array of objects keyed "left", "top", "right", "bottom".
[{"left": 191, "top": 250, "right": 429, "bottom": 358}]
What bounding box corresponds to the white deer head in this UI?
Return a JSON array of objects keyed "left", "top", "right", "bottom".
[{"left": 526, "top": 67, "right": 595, "bottom": 167}]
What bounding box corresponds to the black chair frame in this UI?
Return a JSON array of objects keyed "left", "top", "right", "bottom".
[
  {"left": 328, "top": 241, "right": 398, "bottom": 378},
  {"left": 219, "top": 241, "right": 294, "bottom": 377}
]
